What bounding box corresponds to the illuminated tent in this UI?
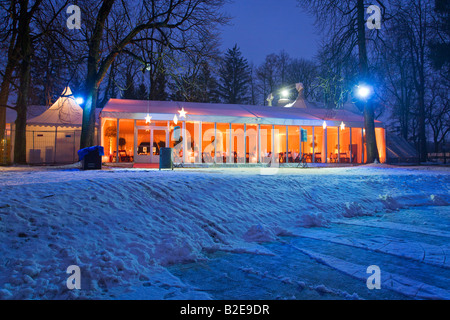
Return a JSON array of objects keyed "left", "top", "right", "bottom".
[
  {"left": 100, "top": 98, "right": 387, "bottom": 166},
  {"left": 10, "top": 87, "right": 100, "bottom": 164}
]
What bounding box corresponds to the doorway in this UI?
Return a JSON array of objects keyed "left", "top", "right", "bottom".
[{"left": 134, "top": 126, "right": 168, "bottom": 164}]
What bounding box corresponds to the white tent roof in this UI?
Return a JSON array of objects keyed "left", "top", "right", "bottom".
[{"left": 27, "top": 87, "right": 83, "bottom": 127}]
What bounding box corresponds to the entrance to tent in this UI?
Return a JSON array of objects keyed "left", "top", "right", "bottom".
[{"left": 134, "top": 125, "right": 169, "bottom": 164}]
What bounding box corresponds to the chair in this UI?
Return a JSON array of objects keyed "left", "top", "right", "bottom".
[
  {"left": 203, "top": 152, "right": 214, "bottom": 163},
  {"left": 315, "top": 153, "right": 322, "bottom": 163},
  {"left": 111, "top": 150, "right": 131, "bottom": 162},
  {"left": 118, "top": 150, "right": 131, "bottom": 162}
]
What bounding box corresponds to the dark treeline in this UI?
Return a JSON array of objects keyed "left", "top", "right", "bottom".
[{"left": 0, "top": 0, "right": 448, "bottom": 163}]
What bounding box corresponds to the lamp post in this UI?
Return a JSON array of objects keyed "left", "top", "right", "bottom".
[{"left": 355, "top": 83, "right": 379, "bottom": 164}]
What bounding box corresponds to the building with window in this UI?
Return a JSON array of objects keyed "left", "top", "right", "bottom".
[{"left": 100, "top": 96, "right": 387, "bottom": 166}]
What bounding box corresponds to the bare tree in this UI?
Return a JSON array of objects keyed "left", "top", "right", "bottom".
[
  {"left": 376, "top": 17, "right": 415, "bottom": 141},
  {"left": 255, "top": 53, "right": 280, "bottom": 105},
  {"left": 72, "top": 0, "right": 228, "bottom": 149},
  {"left": 0, "top": 0, "right": 71, "bottom": 163},
  {"left": 426, "top": 76, "right": 450, "bottom": 153},
  {"left": 286, "top": 58, "right": 318, "bottom": 100},
  {"left": 298, "top": 0, "right": 386, "bottom": 163},
  {"left": 403, "top": 0, "right": 435, "bottom": 162}
]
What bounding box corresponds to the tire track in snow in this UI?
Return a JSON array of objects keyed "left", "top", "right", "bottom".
[
  {"left": 285, "top": 242, "right": 450, "bottom": 300},
  {"left": 291, "top": 229, "right": 450, "bottom": 269},
  {"left": 333, "top": 220, "right": 450, "bottom": 239}
]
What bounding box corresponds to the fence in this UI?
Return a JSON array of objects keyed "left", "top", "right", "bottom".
[
  {"left": 10, "top": 129, "right": 82, "bottom": 165},
  {"left": 428, "top": 153, "right": 449, "bottom": 164}
]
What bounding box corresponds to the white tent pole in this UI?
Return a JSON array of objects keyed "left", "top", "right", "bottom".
[
  {"left": 338, "top": 127, "right": 341, "bottom": 163},
  {"left": 54, "top": 126, "right": 58, "bottom": 164},
  {"left": 244, "top": 123, "right": 247, "bottom": 164},
  {"left": 229, "top": 123, "right": 232, "bottom": 163},
  {"left": 312, "top": 126, "right": 315, "bottom": 163},
  {"left": 258, "top": 124, "right": 261, "bottom": 164},
  {"left": 361, "top": 128, "right": 365, "bottom": 163},
  {"left": 286, "top": 126, "right": 289, "bottom": 163},
  {"left": 272, "top": 125, "right": 275, "bottom": 164},
  {"left": 350, "top": 127, "right": 353, "bottom": 164},
  {"left": 199, "top": 121, "right": 202, "bottom": 164},
  {"left": 116, "top": 119, "right": 120, "bottom": 163},
  {"left": 214, "top": 122, "right": 217, "bottom": 164},
  {"left": 182, "top": 121, "right": 187, "bottom": 164}
]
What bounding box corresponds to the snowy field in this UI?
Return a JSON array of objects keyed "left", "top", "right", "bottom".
[{"left": 0, "top": 164, "right": 449, "bottom": 300}]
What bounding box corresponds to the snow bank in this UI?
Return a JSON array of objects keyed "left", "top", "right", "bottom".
[{"left": 0, "top": 166, "right": 448, "bottom": 299}]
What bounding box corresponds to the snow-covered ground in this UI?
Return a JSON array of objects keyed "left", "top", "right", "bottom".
[{"left": 0, "top": 164, "right": 448, "bottom": 300}]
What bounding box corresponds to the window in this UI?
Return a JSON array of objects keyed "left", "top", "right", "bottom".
[
  {"left": 232, "top": 124, "right": 245, "bottom": 163},
  {"left": 246, "top": 124, "right": 258, "bottom": 164},
  {"left": 339, "top": 127, "right": 351, "bottom": 163},
  {"left": 376, "top": 128, "right": 386, "bottom": 163},
  {"left": 216, "top": 123, "right": 231, "bottom": 163},
  {"left": 103, "top": 119, "right": 117, "bottom": 163},
  {"left": 260, "top": 125, "right": 272, "bottom": 164},
  {"left": 327, "top": 127, "right": 339, "bottom": 163},
  {"left": 288, "top": 126, "right": 300, "bottom": 163},
  {"left": 314, "top": 127, "right": 325, "bottom": 163},
  {"left": 202, "top": 123, "right": 215, "bottom": 164},
  {"left": 185, "top": 122, "right": 201, "bottom": 163},
  {"left": 300, "top": 127, "right": 314, "bottom": 163},
  {"left": 118, "top": 119, "right": 134, "bottom": 162},
  {"left": 351, "top": 128, "right": 363, "bottom": 164},
  {"left": 274, "top": 126, "right": 287, "bottom": 163}
]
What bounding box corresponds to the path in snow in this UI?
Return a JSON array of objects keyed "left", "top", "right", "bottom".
[{"left": 164, "top": 206, "right": 450, "bottom": 300}]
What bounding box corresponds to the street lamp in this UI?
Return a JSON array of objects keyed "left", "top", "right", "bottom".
[
  {"left": 75, "top": 97, "right": 84, "bottom": 105},
  {"left": 356, "top": 84, "right": 373, "bottom": 100},
  {"left": 281, "top": 89, "right": 290, "bottom": 98}
]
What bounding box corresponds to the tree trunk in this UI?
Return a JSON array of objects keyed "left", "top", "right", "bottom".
[
  {"left": 417, "top": 66, "right": 427, "bottom": 162},
  {"left": 0, "top": 71, "right": 13, "bottom": 142},
  {"left": 14, "top": 52, "right": 32, "bottom": 164},
  {"left": 357, "top": 0, "right": 379, "bottom": 163},
  {"left": 0, "top": 56, "right": 19, "bottom": 140},
  {"left": 79, "top": 0, "right": 116, "bottom": 150},
  {"left": 80, "top": 81, "right": 99, "bottom": 149},
  {"left": 13, "top": 0, "right": 33, "bottom": 164}
]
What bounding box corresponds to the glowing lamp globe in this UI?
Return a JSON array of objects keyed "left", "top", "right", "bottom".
[
  {"left": 357, "top": 86, "right": 371, "bottom": 99},
  {"left": 75, "top": 97, "right": 84, "bottom": 105}
]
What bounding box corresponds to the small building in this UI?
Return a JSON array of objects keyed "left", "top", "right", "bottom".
[
  {"left": 100, "top": 87, "right": 387, "bottom": 166},
  {"left": 9, "top": 87, "right": 100, "bottom": 164}
]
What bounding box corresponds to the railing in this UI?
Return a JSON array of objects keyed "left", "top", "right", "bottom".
[
  {"left": 428, "top": 153, "right": 449, "bottom": 164},
  {"left": 8, "top": 129, "right": 81, "bottom": 165}
]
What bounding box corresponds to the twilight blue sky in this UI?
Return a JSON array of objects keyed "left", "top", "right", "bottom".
[{"left": 219, "top": 0, "right": 320, "bottom": 65}]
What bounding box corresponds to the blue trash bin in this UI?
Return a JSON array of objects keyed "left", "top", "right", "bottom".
[{"left": 78, "top": 146, "right": 104, "bottom": 170}]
